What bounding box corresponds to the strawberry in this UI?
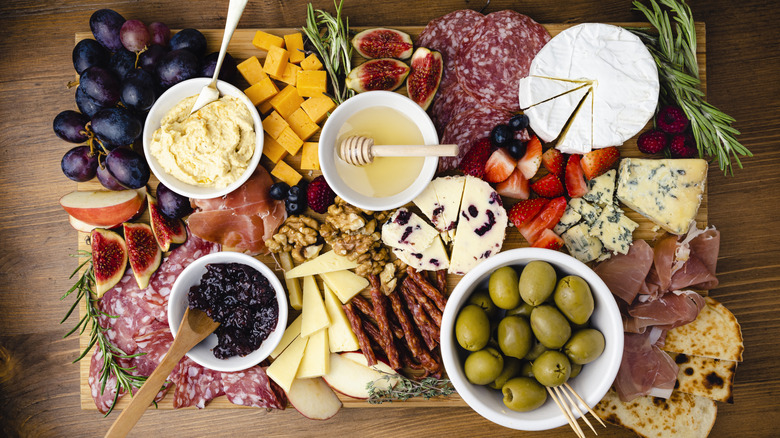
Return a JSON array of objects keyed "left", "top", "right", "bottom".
[
  {"left": 519, "top": 196, "right": 567, "bottom": 244},
  {"left": 564, "top": 154, "right": 588, "bottom": 198},
  {"left": 580, "top": 147, "right": 620, "bottom": 180},
  {"left": 507, "top": 198, "right": 549, "bottom": 229},
  {"left": 517, "top": 135, "right": 542, "bottom": 179},
  {"left": 542, "top": 148, "right": 565, "bottom": 176},
  {"left": 531, "top": 228, "right": 564, "bottom": 250},
  {"left": 484, "top": 148, "right": 517, "bottom": 183},
  {"left": 496, "top": 168, "right": 529, "bottom": 200},
  {"left": 306, "top": 176, "right": 336, "bottom": 213},
  {"left": 458, "top": 138, "right": 491, "bottom": 178},
  {"left": 530, "top": 173, "right": 565, "bottom": 198}
]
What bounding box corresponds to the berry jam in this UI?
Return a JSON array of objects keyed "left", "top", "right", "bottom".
[{"left": 188, "top": 263, "right": 279, "bottom": 359}]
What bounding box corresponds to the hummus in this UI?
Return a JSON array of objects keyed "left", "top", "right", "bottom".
[{"left": 150, "top": 95, "right": 255, "bottom": 188}]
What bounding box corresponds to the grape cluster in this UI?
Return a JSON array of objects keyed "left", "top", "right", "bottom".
[{"left": 55, "top": 8, "right": 239, "bottom": 190}]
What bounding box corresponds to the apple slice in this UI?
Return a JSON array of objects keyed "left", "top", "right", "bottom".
[
  {"left": 69, "top": 215, "right": 101, "bottom": 233},
  {"left": 321, "top": 353, "right": 398, "bottom": 399},
  {"left": 340, "top": 352, "right": 398, "bottom": 377},
  {"left": 285, "top": 377, "right": 342, "bottom": 420},
  {"left": 60, "top": 188, "right": 146, "bottom": 227}
]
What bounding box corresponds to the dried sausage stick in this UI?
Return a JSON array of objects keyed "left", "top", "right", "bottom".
[
  {"left": 408, "top": 268, "right": 448, "bottom": 312},
  {"left": 369, "top": 276, "right": 401, "bottom": 369},
  {"left": 400, "top": 283, "right": 440, "bottom": 351},
  {"left": 404, "top": 277, "right": 443, "bottom": 327},
  {"left": 387, "top": 291, "right": 439, "bottom": 374},
  {"left": 353, "top": 288, "right": 404, "bottom": 339},
  {"left": 435, "top": 270, "right": 448, "bottom": 295},
  {"left": 343, "top": 301, "right": 376, "bottom": 366}
]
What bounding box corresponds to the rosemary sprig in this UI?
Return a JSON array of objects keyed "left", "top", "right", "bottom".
[
  {"left": 627, "top": 0, "right": 751, "bottom": 175},
  {"left": 366, "top": 372, "right": 455, "bottom": 404},
  {"left": 301, "top": 1, "right": 354, "bottom": 104},
  {"left": 62, "top": 250, "right": 147, "bottom": 416}
]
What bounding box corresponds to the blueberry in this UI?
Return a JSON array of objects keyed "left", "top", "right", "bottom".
[
  {"left": 507, "top": 139, "right": 527, "bottom": 159},
  {"left": 269, "top": 182, "right": 290, "bottom": 200},
  {"left": 508, "top": 114, "right": 529, "bottom": 131},
  {"left": 286, "top": 200, "right": 306, "bottom": 215},
  {"left": 490, "top": 124, "right": 512, "bottom": 147}
]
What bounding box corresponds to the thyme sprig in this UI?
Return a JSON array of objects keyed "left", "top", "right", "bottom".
[
  {"left": 367, "top": 372, "right": 455, "bottom": 404},
  {"left": 627, "top": 0, "right": 751, "bottom": 175},
  {"left": 301, "top": 1, "right": 354, "bottom": 104},
  {"left": 62, "top": 251, "right": 147, "bottom": 416}
]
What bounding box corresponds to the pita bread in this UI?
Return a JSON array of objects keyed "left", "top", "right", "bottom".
[
  {"left": 669, "top": 352, "right": 737, "bottom": 403},
  {"left": 594, "top": 389, "right": 717, "bottom": 438},
  {"left": 663, "top": 296, "right": 743, "bottom": 361}
]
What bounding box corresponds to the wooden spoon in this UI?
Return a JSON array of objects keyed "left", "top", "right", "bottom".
[
  {"left": 339, "top": 135, "right": 459, "bottom": 166},
  {"left": 105, "top": 308, "right": 220, "bottom": 438}
]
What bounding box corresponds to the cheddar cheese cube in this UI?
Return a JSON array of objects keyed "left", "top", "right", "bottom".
[
  {"left": 263, "top": 133, "right": 288, "bottom": 164},
  {"left": 269, "top": 85, "right": 304, "bottom": 119},
  {"left": 263, "top": 46, "right": 289, "bottom": 78},
  {"left": 286, "top": 108, "right": 319, "bottom": 141},
  {"left": 277, "top": 126, "right": 304, "bottom": 155},
  {"left": 259, "top": 99, "right": 274, "bottom": 115},
  {"left": 236, "top": 56, "right": 268, "bottom": 85},
  {"left": 275, "top": 62, "right": 302, "bottom": 86},
  {"left": 301, "top": 142, "right": 320, "bottom": 170},
  {"left": 300, "top": 95, "right": 336, "bottom": 124},
  {"left": 296, "top": 70, "right": 327, "bottom": 97},
  {"left": 244, "top": 76, "right": 279, "bottom": 106},
  {"left": 300, "top": 53, "right": 323, "bottom": 71},
  {"left": 271, "top": 160, "right": 303, "bottom": 186},
  {"left": 252, "top": 30, "right": 284, "bottom": 51},
  {"left": 284, "top": 33, "right": 306, "bottom": 64},
  {"left": 263, "top": 111, "right": 289, "bottom": 139}
]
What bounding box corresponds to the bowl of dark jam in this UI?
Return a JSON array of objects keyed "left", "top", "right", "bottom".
[{"left": 168, "top": 252, "right": 288, "bottom": 372}]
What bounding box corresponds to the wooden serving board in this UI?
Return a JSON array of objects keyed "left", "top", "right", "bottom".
[{"left": 75, "top": 22, "right": 707, "bottom": 410}]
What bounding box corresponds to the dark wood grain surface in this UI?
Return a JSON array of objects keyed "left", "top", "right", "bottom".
[{"left": 1, "top": 0, "right": 778, "bottom": 436}]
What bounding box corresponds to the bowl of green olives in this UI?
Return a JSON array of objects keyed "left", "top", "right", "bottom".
[{"left": 440, "top": 248, "right": 623, "bottom": 431}]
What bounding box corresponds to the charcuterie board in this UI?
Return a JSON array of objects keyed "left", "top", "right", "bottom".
[{"left": 75, "top": 22, "right": 707, "bottom": 410}]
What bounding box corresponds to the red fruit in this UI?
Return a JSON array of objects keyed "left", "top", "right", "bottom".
[
  {"left": 637, "top": 129, "right": 668, "bottom": 154},
  {"left": 507, "top": 198, "right": 550, "bottom": 229},
  {"left": 542, "top": 148, "right": 565, "bottom": 176},
  {"left": 123, "top": 222, "right": 161, "bottom": 289},
  {"left": 496, "top": 168, "right": 529, "bottom": 199},
  {"left": 307, "top": 176, "right": 336, "bottom": 213},
  {"left": 346, "top": 59, "right": 410, "bottom": 93},
  {"left": 148, "top": 194, "right": 186, "bottom": 252},
  {"left": 564, "top": 155, "right": 588, "bottom": 198},
  {"left": 91, "top": 228, "right": 128, "bottom": 298},
  {"left": 519, "top": 196, "right": 567, "bottom": 244},
  {"left": 531, "top": 174, "right": 565, "bottom": 198},
  {"left": 352, "top": 28, "right": 414, "bottom": 60},
  {"left": 484, "top": 148, "right": 517, "bottom": 183},
  {"left": 531, "top": 229, "right": 564, "bottom": 250},
  {"left": 656, "top": 105, "right": 690, "bottom": 134},
  {"left": 669, "top": 133, "right": 698, "bottom": 158},
  {"left": 517, "top": 135, "right": 543, "bottom": 179},
  {"left": 580, "top": 147, "right": 620, "bottom": 180},
  {"left": 407, "top": 47, "right": 443, "bottom": 110},
  {"left": 458, "top": 138, "right": 492, "bottom": 178}
]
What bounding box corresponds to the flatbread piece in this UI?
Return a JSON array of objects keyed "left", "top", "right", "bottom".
[
  {"left": 663, "top": 296, "right": 743, "bottom": 361},
  {"left": 669, "top": 352, "right": 737, "bottom": 403}
]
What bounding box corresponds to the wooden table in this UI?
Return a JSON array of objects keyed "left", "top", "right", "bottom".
[{"left": 1, "top": 0, "right": 778, "bottom": 436}]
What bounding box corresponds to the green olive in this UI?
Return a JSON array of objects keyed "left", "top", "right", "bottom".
[
  {"left": 489, "top": 357, "right": 522, "bottom": 389},
  {"left": 497, "top": 316, "right": 533, "bottom": 359},
  {"left": 530, "top": 305, "right": 572, "bottom": 349},
  {"left": 519, "top": 261, "right": 557, "bottom": 306},
  {"left": 468, "top": 289, "right": 499, "bottom": 319},
  {"left": 506, "top": 301, "right": 535, "bottom": 318},
  {"left": 502, "top": 377, "right": 547, "bottom": 412},
  {"left": 532, "top": 350, "right": 572, "bottom": 387},
  {"left": 489, "top": 266, "right": 521, "bottom": 309},
  {"left": 569, "top": 363, "right": 583, "bottom": 379},
  {"left": 464, "top": 347, "right": 504, "bottom": 385},
  {"left": 564, "top": 328, "right": 606, "bottom": 365},
  {"left": 523, "top": 339, "right": 548, "bottom": 361},
  {"left": 455, "top": 305, "right": 490, "bottom": 351},
  {"left": 519, "top": 360, "right": 534, "bottom": 378},
  {"left": 553, "top": 275, "right": 594, "bottom": 325}
]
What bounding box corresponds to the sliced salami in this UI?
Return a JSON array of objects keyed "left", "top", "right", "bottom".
[
  {"left": 221, "top": 366, "right": 287, "bottom": 409},
  {"left": 439, "top": 105, "right": 513, "bottom": 172},
  {"left": 430, "top": 82, "right": 480, "bottom": 136},
  {"left": 172, "top": 357, "right": 225, "bottom": 409},
  {"left": 417, "top": 9, "right": 485, "bottom": 91},
  {"left": 97, "top": 272, "right": 157, "bottom": 355}
]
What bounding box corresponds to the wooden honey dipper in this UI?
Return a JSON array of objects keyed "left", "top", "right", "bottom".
[{"left": 339, "top": 135, "right": 459, "bottom": 166}]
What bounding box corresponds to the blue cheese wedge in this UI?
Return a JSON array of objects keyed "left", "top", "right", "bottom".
[
  {"left": 583, "top": 169, "right": 616, "bottom": 206},
  {"left": 381, "top": 208, "right": 438, "bottom": 253},
  {"left": 616, "top": 158, "right": 707, "bottom": 235},
  {"left": 562, "top": 223, "right": 604, "bottom": 263},
  {"left": 393, "top": 235, "right": 450, "bottom": 271},
  {"left": 568, "top": 198, "right": 601, "bottom": 226},
  {"left": 589, "top": 204, "right": 638, "bottom": 254},
  {"left": 553, "top": 202, "right": 582, "bottom": 235}
]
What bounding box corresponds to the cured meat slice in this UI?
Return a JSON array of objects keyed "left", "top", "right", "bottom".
[
  {"left": 131, "top": 327, "right": 175, "bottom": 378},
  {"left": 429, "top": 82, "right": 480, "bottom": 136},
  {"left": 614, "top": 330, "right": 679, "bottom": 402},
  {"left": 221, "top": 366, "right": 287, "bottom": 409},
  {"left": 98, "top": 272, "right": 157, "bottom": 355},
  {"left": 645, "top": 234, "right": 678, "bottom": 296},
  {"left": 89, "top": 348, "right": 129, "bottom": 414},
  {"left": 593, "top": 239, "right": 654, "bottom": 304},
  {"left": 417, "top": 9, "right": 484, "bottom": 91},
  {"left": 456, "top": 10, "right": 550, "bottom": 112},
  {"left": 172, "top": 357, "right": 225, "bottom": 409},
  {"left": 439, "top": 106, "right": 513, "bottom": 172},
  {"left": 628, "top": 290, "right": 706, "bottom": 332}
]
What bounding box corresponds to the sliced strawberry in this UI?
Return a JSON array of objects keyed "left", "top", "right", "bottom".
[
  {"left": 458, "top": 138, "right": 492, "bottom": 179},
  {"left": 580, "top": 146, "right": 620, "bottom": 180},
  {"left": 564, "top": 154, "right": 588, "bottom": 198},
  {"left": 542, "top": 148, "right": 565, "bottom": 176},
  {"left": 507, "top": 198, "right": 549, "bottom": 229},
  {"left": 530, "top": 174, "right": 565, "bottom": 198},
  {"left": 496, "top": 168, "right": 529, "bottom": 200},
  {"left": 517, "top": 135, "right": 542, "bottom": 179},
  {"left": 519, "top": 196, "right": 567, "bottom": 244},
  {"left": 531, "top": 228, "right": 564, "bottom": 250},
  {"left": 484, "top": 148, "right": 517, "bottom": 183}
]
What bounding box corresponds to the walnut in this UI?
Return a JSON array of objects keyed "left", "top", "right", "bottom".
[{"left": 266, "top": 215, "right": 321, "bottom": 262}]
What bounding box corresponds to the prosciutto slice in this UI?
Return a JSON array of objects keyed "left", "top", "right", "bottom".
[
  {"left": 614, "top": 330, "right": 679, "bottom": 402},
  {"left": 593, "top": 239, "right": 654, "bottom": 304},
  {"left": 628, "top": 290, "right": 706, "bottom": 332}
]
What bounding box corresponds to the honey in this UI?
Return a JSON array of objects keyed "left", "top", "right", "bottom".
[{"left": 335, "top": 106, "right": 425, "bottom": 198}]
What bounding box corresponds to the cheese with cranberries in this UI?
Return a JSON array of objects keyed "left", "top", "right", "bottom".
[
  {"left": 413, "top": 175, "right": 465, "bottom": 243},
  {"left": 381, "top": 208, "right": 438, "bottom": 253},
  {"left": 393, "top": 235, "right": 450, "bottom": 271}
]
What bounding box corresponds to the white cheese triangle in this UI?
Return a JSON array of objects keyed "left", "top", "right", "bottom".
[
  {"left": 393, "top": 234, "right": 450, "bottom": 271},
  {"left": 524, "top": 85, "right": 591, "bottom": 143},
  {"left": 519, "top": 75, "right": 591, "bottom": 110},
  {"left": 556, "top": 87, "right": 594, "bottom": 154}
]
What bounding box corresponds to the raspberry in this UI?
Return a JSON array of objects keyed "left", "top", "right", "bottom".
[
  {"left": 669, "top": 133, "right": 698, "bottom": 158},
  {"left": 636, "top": 129, "right": 668, "bottom": 154},
  {"left": 306, "top": 176, "right": 336, "bottom": 213},
  {"left": 656, "top": 105, "right": 690, "bottom": 134}
]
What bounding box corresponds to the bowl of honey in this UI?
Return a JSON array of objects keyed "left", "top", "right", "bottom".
[{"left": 319, "top": 91, "right": 439, "bottom": 211}]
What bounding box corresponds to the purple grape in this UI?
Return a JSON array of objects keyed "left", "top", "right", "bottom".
[
  {"left": 201, "top": 52, "right": 237, "bottom": 83},
  {"left": 80, "top": 66, "right": 120, "bottom": 107},
  {"left": 61, "top": 146, "right": 99, "bottom": 182},
  {"left": 73, "top": 39, "right": 109, "bottom": 74},
  {"left": 97, "top": 162, "right": 125, "bottom": 190},
  {"left": 138, "top": 44, "right": 168, "bottom": 73},
  {"left": 53, "top": 110, "right": 90, "bottom": 143},
  {"left": 108, "top": 48, "right": 136, "bottom": 80},
  {"left": 75, "top": 86, "right": 105, "bottom": 118},
  {"left": 148, "top": 22, "right": 171, "bottom": 47},
  {"left": 92, "top": 107, "right": 142, "bottom": 147},
  {"left": 121, "top": 69, "right": 156, "bottom": 111},
  {"left": 90, "top": 9, "right": 126, "bottom": 52},
  {"left": 156, "top": 183, "right": 193, "bottom": 219},
  {"left": 169, "top": 29, "right": 207, "bottom": 57},
  {"left": 156, "top": 49, "right": 199, "bottom": 88},
  {"left": 120, "top": 19, "right": 150, "bottom": 52},
  {"left": 106, "top": 147, "right": 150, "bottom": 189}
]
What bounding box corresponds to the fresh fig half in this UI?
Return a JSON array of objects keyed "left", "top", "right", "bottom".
[
  {"left": 148, "top": 194, "right": 186, "bottom": 252},
  {"left": 346, "top": 59, "right": 410, "bottom": 93},
  {"left": 90, "top": 228, "right": 128, "bottom": 297},
  {"left": 407, "top": 47, "right": 443, "bottom": 111},
  {"left": 351, "top": 28, "right": 413, "bottom": 60},
  {"left": 123, "top": 222, "right": 161, "bottom": 289}
]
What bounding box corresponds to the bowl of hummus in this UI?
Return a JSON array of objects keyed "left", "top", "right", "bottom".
[{"left": 143, "top": 77, "right": 263, "bottom": 199}]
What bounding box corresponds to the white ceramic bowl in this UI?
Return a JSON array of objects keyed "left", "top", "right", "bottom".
[
  {"left": 167, "top": 252, "right": 288, "bottom": 372},
  {"left": 318, "top": 91, "right": 439, "bottom": 211},
  {"left": 143, "top": 77, "right": 263, "bottom": 199},
  {"left": 441, "top": 248, "right": 623, "bottom": 431}
]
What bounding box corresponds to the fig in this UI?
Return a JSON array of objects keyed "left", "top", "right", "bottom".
[
  {"left": 351, "top": 28, "right": 413, "bottom": 60},
  {"left": 156, "top": 183, "right": 192, "bottom": 219},
  {"left": 123, "top": 222, "right": 161, "bottom": 289},
  {"left": 148, "top": 194, "right": 186, "bottom": 251},
  {"left": 90, "top": 228, "right": 127, "bottom": 297},
  {"left": 346, "top": 59, "right": 410, "bottom": 93},
  {"left": 407, "top": 47, "right": 443, "bottom": 111}
]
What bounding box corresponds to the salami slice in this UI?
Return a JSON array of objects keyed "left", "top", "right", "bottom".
[
  {"left": 439, "top": 105, "right": 513, "bottom": 172},
  {"left": 172, "top": 357, "right": 225, "bottom": 409},
  {"left": 89, "top": 348, "right": 127, "bottom": 414},
  {"left": 417, "top": 9, "right": 485, "bottom": 91},
  {"left": 456, "top": 10, "right": 551, "bottom": 112},
  {"left": 98, "top": 273, "right": 157, "bottom": 355},
  {"left": 221, "top": 366, "right": 286, "bottom": 409},
  {"left": 430, "top": 82, "right": 481, "bottom": 137}
]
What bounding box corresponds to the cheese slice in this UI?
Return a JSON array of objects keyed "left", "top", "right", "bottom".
[
  {"left": 555, "top": 88, "right": 594, "bottom": 155},
  {"left": 381, "top": 208, "right": 438, "bottom": 253},
  {"left": 524, "top": 84, "right": 590, "bottom": 144},
  {"left": 413, "top": 176, "right": 466, "bottom": 243},
  {"left": 301, "top": 276, "right": 330, "bottom": 338},
  {"left": 285, "top": 250, "right": 358, "bottom": 278},
  {"left": 323, "top": 283, "right": 360, "bottom": 352},
  {"left": 562, "top": 222, "right": 604, "bottom": 263},
  {"left": 589, "top": 204, "right": 639, "bottom": 255},
  {"left": 267, "top": 335, "right": 308, "bottom": 392},
  {"left": 319, "top": 270, "right": 369, "bottom": 303},
  {"left": 297, "top": 328, "right": 330, "bottom": 378},
  {"left": 393, "top": 234, "right": 450, "bottom": 271},
  {"left": 279, "top": 251, "right": 303, "bottom": 310},
  {"left": 270, "top": 314, "right": 302, "bottom": 359},
  {"left": 518, "top": 75, "right": 591, "bottom": 110}
]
